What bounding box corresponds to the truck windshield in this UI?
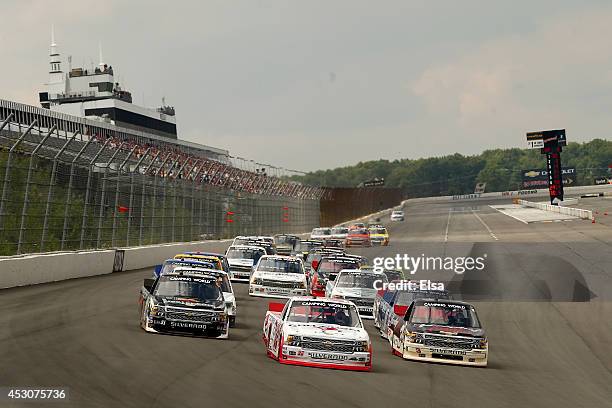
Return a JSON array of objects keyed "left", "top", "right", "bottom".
[
  {"left": 154, "top": 276, "right": 222, "bottom": 301},
  {"left": 296, "top": 241, "right": 323, "bottom": 252},
  {"left": 227, "top": 248, "right": 264, "bottom": 261},
  {"left": 161, "top": 261, "right": 216, "bottom": 275},
  {"left": 274, "top": 236, "right": 298, "bottom": 246},
  {"left": 317, "top": 260, "right": 359, "bottom": 278},
  {"left": 257, "top": 258, "right": 303, "bottom": 274},
  {"left": 287, "top": 301, "right": 361, "bottom": 327},
  {"left": 409, "top": 303, "right": 481, "bottom": 328},
  {"left": 335, "top": 273, "right": 380, "bottom": 289}
]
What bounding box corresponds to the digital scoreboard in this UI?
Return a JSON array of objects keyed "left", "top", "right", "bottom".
[{"left": 526, "top": 129, "right": 566, "bottom": 204}]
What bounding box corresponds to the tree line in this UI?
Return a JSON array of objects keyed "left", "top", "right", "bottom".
[{"left": 293, "top": 139, "right": 612, "bottom": 197}]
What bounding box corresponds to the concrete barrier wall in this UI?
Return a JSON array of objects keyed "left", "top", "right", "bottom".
[
  {"left": 518, "top": 199, "right": 594, "bottom": 220},
  {"left": 0, "top": 233, "right": 313, "bottom": 289},
  {"left": 0, "top": 250, "right": 116, "bottom": 289},
  {"left": 120, "top": 239, "right": 233, "bottom": 272}
]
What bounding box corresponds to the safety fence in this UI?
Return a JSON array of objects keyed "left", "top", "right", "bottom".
[{"left": 0, "top": 101, "right": 321, "bottom": 256}]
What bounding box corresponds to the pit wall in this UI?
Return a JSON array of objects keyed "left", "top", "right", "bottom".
[{"left": 0, "top": 240, "right": 236, "bottom": 289}]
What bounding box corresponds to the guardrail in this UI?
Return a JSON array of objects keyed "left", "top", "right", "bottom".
[{"left": 517, "top": 199, "right": 594, "bottom": 220}]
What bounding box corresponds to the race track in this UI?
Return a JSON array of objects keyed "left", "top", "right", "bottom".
[{"left": 1, "top": 198, "right": 612, "bottom": 407}]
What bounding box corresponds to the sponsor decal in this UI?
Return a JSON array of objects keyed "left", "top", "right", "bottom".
[
  {"left": 170, "top": 322, "right": 207, "bottom": 329},
  {"left": 501, "top": 190, "right": 538, "bottom": 196},
  {"left": 345, "top": 271, "right": 369, "bottom": 276},
  {"left": 168, "top": 276, "right": 216, "bottom": 284},
  {"left": 452, "top": 193, "right": 482, "bottom": 200},
  {"left": 298, "top": 301, "right": 349, "bottom": 309},
  {"left": 429, "top": 348, "right": 467, "bottom": 355},
  {"left": 309, "top": 352, "right": 349, "bottom": 361},
  {"left": 266, "top": 288, "right": 290, "bottom": 294},
  {"left": 423, "top": 302, "right": 466, "bottom": 309},
  {"left": 521, "top": 167, "right": 576, "bottom": 189}
]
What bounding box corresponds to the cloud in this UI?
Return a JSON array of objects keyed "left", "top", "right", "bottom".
[{"left": 412, "top": 6, "right": 612, "bottom": 135}]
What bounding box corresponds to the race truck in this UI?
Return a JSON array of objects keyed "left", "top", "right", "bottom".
[
  {"left": 262, "top": 297, "right": 372, "bottom": 371},
  {"left": 310, "top": 227, "right": 332, "bottom": 241},
  {"left": 174, "top": 253, "right": 224, "bottom": 271},
  {"left": 325, "top": 269, "right": 387, "bottom": 319},
  {"left": 304, "top": 247, "right": 346, "bottom": 276},
  {"left": 368, "top": 225, "right": 389, "bottom": 246},
  {"left": 249, "top": 255, "right": 309, "bottom": 298},
  {"left": 244, "top": 239, "right": 276, "bottom": 255},
  {"left": 232, "top": 236, "right": 276, "bottom": 254},
  {"left": 322, "top": 238, "right": 344, "bottom": 248},
  {"left": 180, "top": 252, "right": 231, "bottom": 274},
  {"left": 390, "top": 210, "right": 404, "bottom": 221},
  {"left": 330, "top": 226, "right": 349, "bottom": 240},
  {"left": 139, "top": 269, "right": 230, "bottom": 338},
  {"left": 309, "top": 255, "right": 362, "bottom": 297},
  {"left": 273, "top": 234, "right": 300, "bottom": 255},
  {"left": 291, "top": 239, "right": 325, "bottom": 261},
  {"left": 225, "top": 245, "right": 266, "bottom": 282},
  {"left": 389, "top": 299, "right": 488, "bottom": 367},
  {"left": 374, "top": 285, "right": 450, "bottom": 340},
  {"left": 153, "top": 260, "right": 238, "bottom": 326},
  {"left": 345, "top": 227, "right": 371, "bottom": 247}
]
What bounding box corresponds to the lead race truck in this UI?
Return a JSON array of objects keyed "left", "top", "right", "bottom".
[{"left": 263, "top": 297, "right": 372, "bottom": 371}]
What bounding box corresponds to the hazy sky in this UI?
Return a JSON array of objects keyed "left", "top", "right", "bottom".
[{"left": 1, "top": 1, "right": 611, "bottom": 171}]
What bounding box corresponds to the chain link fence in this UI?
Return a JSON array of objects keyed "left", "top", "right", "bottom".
[{"left": 0, "top": 101, "right": 320, "bottom": 256}]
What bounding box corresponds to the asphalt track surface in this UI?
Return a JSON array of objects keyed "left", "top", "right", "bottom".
[{"left": 1, "top": 197, "right": 612, "bottom": 407}]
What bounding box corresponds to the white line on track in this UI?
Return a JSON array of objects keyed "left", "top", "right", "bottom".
[
  {"left": 444, "top": 209, "right": 451, "bottom": 242},
  {"left": 488, "top": 205, "right": 529, "bottom": 224},
  {"left": 471, "top": 209, "right": 499, "bottom": 241}
]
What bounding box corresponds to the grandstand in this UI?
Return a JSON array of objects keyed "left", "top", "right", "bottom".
[{"left": 0, "top": 99, "right": 323, "bottom": 199}]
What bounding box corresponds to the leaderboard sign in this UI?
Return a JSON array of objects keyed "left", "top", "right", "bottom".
[
  {"left": 526, "top": 129, "right": 566, "bottom": 204},
  {"left": 521, "top": 167, "right": 577, "bottom": 189},
  {"left": 526, "top": 129, "right": 567, "bottom": 149}
]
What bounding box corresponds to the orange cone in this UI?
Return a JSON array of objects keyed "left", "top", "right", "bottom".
[{"left": 592, "top": 218, "right": 596, "bottom": 224}]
